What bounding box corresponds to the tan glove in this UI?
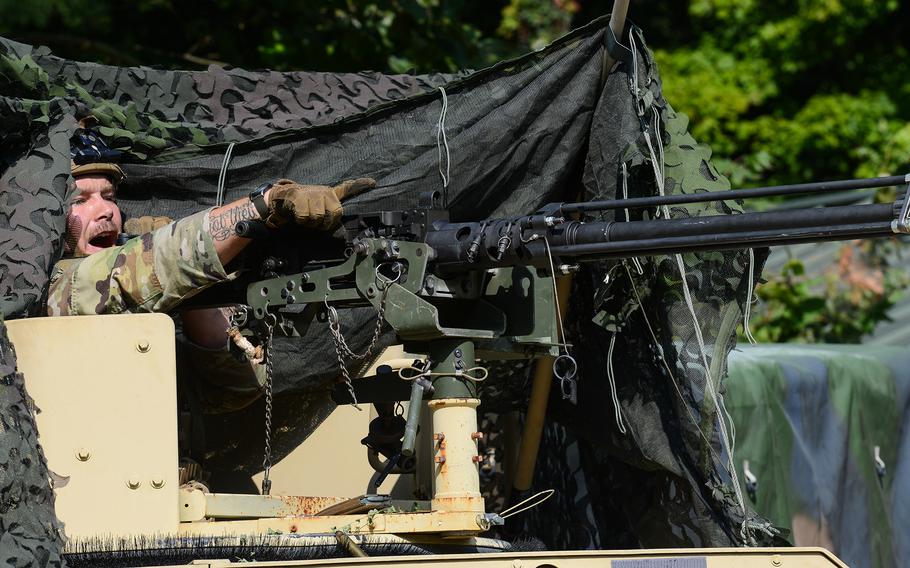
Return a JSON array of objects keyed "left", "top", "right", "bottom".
[
  {"left": 266, "top": 178, "right": 376, "bottom": 230},
  {"left": 123, "top": 215, "right": 172, "bottom": 234}
]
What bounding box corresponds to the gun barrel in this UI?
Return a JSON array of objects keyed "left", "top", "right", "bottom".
[
  {"left": 425, "top": 203, "right": 898, "bottom": 270},
  {"left": 574, "top": 203, "right": 893, "bottom": 243}
]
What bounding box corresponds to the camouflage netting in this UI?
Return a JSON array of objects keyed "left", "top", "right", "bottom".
[
  {"left": 0, "top": 319, "right": 66, "bottom": 567},
  {"left": 0, "top": 15, "right": 775, "bottom": 561}
]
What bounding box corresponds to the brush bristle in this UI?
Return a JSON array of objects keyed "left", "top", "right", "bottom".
[{"left": 65, "top": 533, "right": 515, "bottom": 567}]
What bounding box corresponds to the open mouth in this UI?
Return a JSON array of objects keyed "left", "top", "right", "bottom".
[{"left": 87, "top": 231, "right": 117, "bottom": 249}]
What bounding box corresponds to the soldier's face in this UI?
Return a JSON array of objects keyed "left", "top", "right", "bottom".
[{"left": 67, "top": 175, "right": 122, "bottom": 256}]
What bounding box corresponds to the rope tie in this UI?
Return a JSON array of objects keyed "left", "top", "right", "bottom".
[
  {"left": 500, "top": 489, "right": 555, "bottom": 519},
  {"left": 436, "top": 87, "right": 451, "bottom": 206},
  {"left": 606, "top": 332, "right": 627, "bottom": 434},
  {"left": 743, "top": 248, "right": 758, "bottom": 344},
  {"left": 216, "top": 142, "right": 236, "bottom": 207}
]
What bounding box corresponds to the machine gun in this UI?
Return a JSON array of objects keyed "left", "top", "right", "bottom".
[{"left": 232, "top": 173, "right": 910, "bottom": 530}]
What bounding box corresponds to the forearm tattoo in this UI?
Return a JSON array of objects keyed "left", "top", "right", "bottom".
[{"left": 209, "top": 201, "right": 258, "bottom": 241}]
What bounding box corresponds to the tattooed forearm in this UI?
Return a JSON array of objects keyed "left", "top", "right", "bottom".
[{"left": 209, "top": 201, "right": 258, "bottom": 241}]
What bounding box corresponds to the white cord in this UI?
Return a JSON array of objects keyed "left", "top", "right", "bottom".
[
  {"left": 606, "top": 332, "right": 627, "bottom": 434},
  {"left": 743, "top": 248, "right": 758, "bottom": 344},
  {"left": 629, "top": 33, "right": 643, "bottom": 117},
  {"left": 436, "top": 87, "right": 451, "bottom": 202},
  {"left": 216, "top": 141, "right": 236, "bottom": 207},
  {"left": 500, "top": 489, "right": 555, "bottom": 519},
  {"left": 397, "top": 365, "right": 488, "bottom": 382}
]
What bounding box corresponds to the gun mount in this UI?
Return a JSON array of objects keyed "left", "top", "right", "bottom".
[{"left": 229, "top": 173, "right": 910, "bottom": 537}]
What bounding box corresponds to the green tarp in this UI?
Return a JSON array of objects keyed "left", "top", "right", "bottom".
[{"left": 727, "top": 344, "right": 908, "bottom": 568}]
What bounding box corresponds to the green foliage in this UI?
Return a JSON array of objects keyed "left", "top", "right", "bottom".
[
  {"left": 499, "top": 0, "right": 577, "bottom": 50},
  {"left": 746, "top": 242, "right": 909, "bottom": 343},
  {"left": 654, "top": 1, "right": 910, "bottom": 186}
]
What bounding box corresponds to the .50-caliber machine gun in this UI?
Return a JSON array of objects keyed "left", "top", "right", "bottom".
[{"left": 232, "top": 173, "right": 910, "bottom": 533}]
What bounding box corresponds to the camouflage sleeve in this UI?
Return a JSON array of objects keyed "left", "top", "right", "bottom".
[{"left": 46, "top": 210, "right": 228, "bottom": 316}]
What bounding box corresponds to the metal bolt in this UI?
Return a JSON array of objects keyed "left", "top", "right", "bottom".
[
  {"left": 454, "top": 349, "right": 463, "bottom": 358},
  {"left": 136, "top": 341, "right": 151, "bottom": 353},
  {"left": 471, "top": 432, "right": 484, "bottom": 440},
  {"left": 150, "top": 478, "right": 166, "bottom": 489},
  {"left": 126, "top": 477, "right": 141, "bottom": 490},
  {"left": 75, "top": 448, "right": 91, "bottom": 462},
  {"left": 454, "top": 360, "right": 465, "bottom": 370},
  {"left": 280, "top": 288, "right": 288, "bottom": 299},
  {"left": 286, "top": 295, "right": 296, "bottom": 304},
  {"left": 301, "top": 273, "right": 310, "bottom": 283},
  {"left": 286, "top": 280, "right": 294, "bottom": 291},
  {"left": 435, "top": 456, "right": 446, "bottom": 464}
]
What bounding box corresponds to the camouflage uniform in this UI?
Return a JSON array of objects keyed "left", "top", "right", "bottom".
[
  {"left": 47, "top": 210, "right": 226, "bottom": 316},
  {"left": 47, "top": 209, "right": 265, "bottom": 413}
]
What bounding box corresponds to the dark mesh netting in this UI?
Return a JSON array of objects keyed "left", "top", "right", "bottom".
[
  {"left": 0, "top": 320, "right": 66, "bottom": 567},
  {"left": 0, "top": 15, "right": 777, "bottom": 556}
]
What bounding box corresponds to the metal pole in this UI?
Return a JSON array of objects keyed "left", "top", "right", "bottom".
[
  {"left": 559, "top": 174, "right": 909, "bottom": 214},
  {"left": 610, "top": 0, "right": 630, "bottom": 38}
]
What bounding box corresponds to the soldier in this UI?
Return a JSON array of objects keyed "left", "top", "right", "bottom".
[
  {"left": 48, "top": 134, "right": 374, "bottom": 412},
  {"left": 49, "top": 163, "right": 373, "bottom": 316}
]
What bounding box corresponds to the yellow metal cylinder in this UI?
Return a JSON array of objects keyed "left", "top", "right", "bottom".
[{"left": 428, "top": 398, "right": 484, "bottom": 513}]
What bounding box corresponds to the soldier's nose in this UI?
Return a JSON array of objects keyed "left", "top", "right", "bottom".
[{"left": 96, "top": 202, "right": 114, "bottom": 221}]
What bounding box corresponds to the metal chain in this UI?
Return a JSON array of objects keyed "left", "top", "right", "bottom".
[
  {"left": 328, "top": 292, "right": 386, "bottom": 361},
  {"left": 327, "top": 286, "right": 389, "bottom": 409},
  {"left": 260, "top": 313, "right": 276, "bottom": 496}
]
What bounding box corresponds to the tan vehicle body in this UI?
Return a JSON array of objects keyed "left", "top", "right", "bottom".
[{"left": 7, "top": 313, "right": 850, "bottom": 567}]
